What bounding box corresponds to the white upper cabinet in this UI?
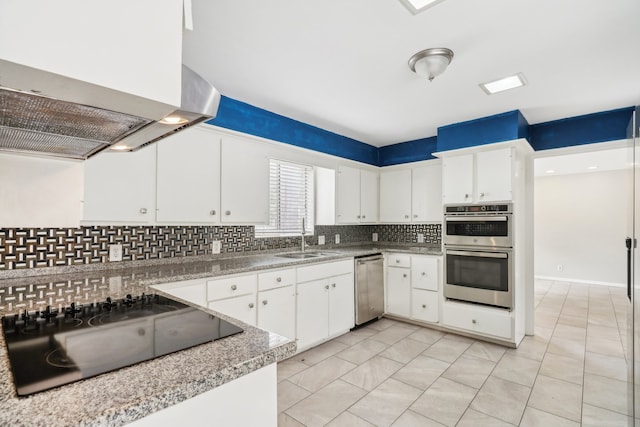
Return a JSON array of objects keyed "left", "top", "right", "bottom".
[
  {"left": 442, "top": 147, "right": 512, "bottom": 204},
  {"left": 82, "top": 145, "right": 157, "bottom": 224},
  {"left": 0, "top": 0, "right": 183, "bottom": 106},
  {"left": 156, "top": 127, "right": 221, "bottom": 224},
  {"left": 379, "top": 162, "right": 442, "bottom": 223},
  {"left": 336, "top": 165, "right": 378, "bottom": 224},
  {"left": 379, "top": 169, "right": 411, "bottom": 223},
  {"left": 220, "top": 135, "right": 269, "bottom": 224}
]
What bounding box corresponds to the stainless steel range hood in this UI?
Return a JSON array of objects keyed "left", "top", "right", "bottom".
[{"left": 0, "top": 60, "right": 220, "bottom": 160}]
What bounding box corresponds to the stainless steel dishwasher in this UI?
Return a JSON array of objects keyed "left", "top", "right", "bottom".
[{"left": 354, "top": 254, "right": 384, "bottom": 326}]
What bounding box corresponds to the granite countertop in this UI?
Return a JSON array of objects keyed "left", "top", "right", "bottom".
[{"left": 0, "top": 242, "right": 441, "bottom": 426}]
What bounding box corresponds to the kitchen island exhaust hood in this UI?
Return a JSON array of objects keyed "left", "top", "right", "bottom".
[{"left": 0, "top": 60, "right": 220, "bottom": 160}]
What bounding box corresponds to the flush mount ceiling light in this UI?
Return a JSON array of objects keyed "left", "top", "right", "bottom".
[
  {"left": 480, "top": 73, "right": 527, "bottom": 95},
  {"left": 399, "top": 0, "right": 447, "bottom": 14},
  {"left": 408, "top": 48, "right": 454, "bottom": 82}
]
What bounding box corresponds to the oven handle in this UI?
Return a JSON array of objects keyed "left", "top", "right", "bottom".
[
  {"left": 446, "top": 250, "right": 508, "bottom": 259},
  {"left": 445, "top": 216, "right": 509, "bottom": 222}
]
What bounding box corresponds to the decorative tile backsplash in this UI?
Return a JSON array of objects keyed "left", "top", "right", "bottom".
[{"left": 0, "top": 224, "right": 441, "bottom": 271}]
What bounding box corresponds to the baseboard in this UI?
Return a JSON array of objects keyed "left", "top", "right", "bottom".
[{"left": 535, "top": 275, "right": 625, "bottom": 288}]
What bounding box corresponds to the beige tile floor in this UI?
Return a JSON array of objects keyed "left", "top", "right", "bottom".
[{"left": 277, "top": 280, "right": 631, "bottom": 426}]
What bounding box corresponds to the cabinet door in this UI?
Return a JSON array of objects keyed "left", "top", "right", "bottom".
[
  {"left": 379, "top": 169, "right": 411, "bottom": 223},
  {"left": 156, "top": 126, "right": 221, "bottom": 223},
  {"left": 442, "top": 154, "right": 473, "bottom": 205},
  {"left": 476, "top": 148, "right": 512, "bottom": 202},
  {"left": 336, "top": 165, "right": 361, "bottom": 224},
  {"left": 412, "top": 164, "right": 442, "bottom": 222},
  {"left": 208, "top": 294, "right": 257, "bottom": 326},
  {"left": 386, "top": 267, "right": 411, "bottom": 317},
  {"left": 411, "top": 256, "right": 439, "bottom": 291},
  {"left": 296, "top": 279, "right": 329, "bottom": 350},
  {"left": 83, "top": 144, "right": 156, "bottom": 223},
  {"left": 360, "top": 169, "right": 379, "bottom": 223},
  {"left": 220, "top": 135, "right": 269, "bottom": 224},
  {"left": 411, "top": 289, "right": 439, "bottom": 323},
  {"left": 328, "top": 273, "right": 355, "bottom": 336},
  {"left": 258, "top": 286, "right": 295, "bottom": 339}
]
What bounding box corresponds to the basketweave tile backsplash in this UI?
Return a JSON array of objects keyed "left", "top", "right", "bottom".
[{"left": 0, "top": 224, "right": 441, "bottom": 271}]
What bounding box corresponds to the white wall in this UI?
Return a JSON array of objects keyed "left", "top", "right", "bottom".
[{"left": 534, "top": 169, "right": 628, "bottom": 286}]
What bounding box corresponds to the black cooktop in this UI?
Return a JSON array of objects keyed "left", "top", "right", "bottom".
[{"left": 1, "top": 294, "right": 243, "bottom": 396}]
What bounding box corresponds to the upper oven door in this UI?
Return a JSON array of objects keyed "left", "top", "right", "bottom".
[{"left": 444, "top": 214, "right": 512, "bottom": 247}]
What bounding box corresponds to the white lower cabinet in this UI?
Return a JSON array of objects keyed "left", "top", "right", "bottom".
[
  {"left": 296, "top": 259, "right": 355, "bottom": 351},
  {"left": 258, "top": 286, "right": 295, "bottom": 340},
  {"left": 442, "top": 300, "right": 512, "bottom": 340},
  {"left": 385, "top": 266, "right": 411, "bottom": 317},
  {"left": 411, "top": 289, "right": 438, "bottom": 323},
  {"left": 207, "top": 274, "right": 258, "bottom": 326},
  {"left": 208, "top": 293, "right": 257, "bottom": 326}
]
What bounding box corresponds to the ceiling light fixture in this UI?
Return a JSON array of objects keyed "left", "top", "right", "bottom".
[
  {"left": 408, "top": 48, "right": 454, "bottom": 82},
  {"left": 480, "top": 73, "right": 527, "bottom": 95},
  {"left": 399, "top": 0, "right": 447, "bottom": 14}
]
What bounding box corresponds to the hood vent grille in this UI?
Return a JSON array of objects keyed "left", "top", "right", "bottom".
[{"left": 0, "top": 89, "right": 152, "bottom": 159}]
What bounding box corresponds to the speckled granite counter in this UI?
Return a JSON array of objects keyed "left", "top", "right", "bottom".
[{"left": 0, "top": 243, "right": 440, "bottom": 426}]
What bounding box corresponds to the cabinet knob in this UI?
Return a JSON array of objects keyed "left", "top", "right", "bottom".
[
  {"left": 230, "top": 284, "right": 237, "bottom": 291},
  {"left": 413, "top": 214, "right": 418, "bottom": 218},
  {"left": 139, "top": 208, "right": 147, "bottom": 214},
  {"left": 210, "top": 210, "right": 216, "bottom": 216},
  {"left": 324, "top": 284, "right": 330, "bottom": 290},
  {"left": 357, "top": 215, "right": 361, "bottom": 219},
  {"left": 472, "top": 319, "right": 477, "bottom": 324},
  {"left": 248, "top": 303, "right": 254, "bottom": 309},
  {"left": 480, "top": 192, "right": 485, "bottom": 198},
  {"left": 403, "top": 274, "right": 407, "bottom": 278},
  {"left": 276, "top": 277, "right": 282, "bottom": 283},
  {"left": 405, "top": 214, "right": 409, "bottom": 219},
  {"left": 362, "top": 215, "right": 366, "bottom": 219},
  {"left": 262, "top": 300, "right": 268, "bottom": 306},
  {"left": 421, "top": 272, "right": 426, "bottom": 276},
  {"left": 464, "top": 194, "right": 470, "bottom": 199},
  {"left": 422, "top": 304, "right": 426, "bottom": 309},
  {"left": 225, "top": 210, "right": 231, "bottom": 216},
  {"left": 331, "top": 283, "right": 336, "bottom": 288},
  {"left": 396, "top": 260, "right": 400, "bottom": 264}
]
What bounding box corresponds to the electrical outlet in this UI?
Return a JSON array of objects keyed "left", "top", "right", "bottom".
[
  {"left": 417, "top": 233, "right": 425, "bottom": 243},
  {"left": 318, "top": 235, "right": 325, "bottom": 245},
  {"left": 372, "top": 233, "right": 378, "bottom": 242},
  {"left": 335, "top": 234, "right": 340, "bottom": 244},
  {"left": 108, "top": 244, "right": 123, "bottom": 262},
  {"left": 212, "top": 240, "right": 222, "bottom": 254}
]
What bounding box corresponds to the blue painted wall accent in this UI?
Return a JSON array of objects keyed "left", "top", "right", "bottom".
[
  {"left": 378, "top": 136, "right": 438, "bottom": 167},
  {"left": 436, "top": 110, "right": 529, "bottom": 152},
  {"left": 529, "top": 107, "right": 635, "bottom": 151},
  {"left": 206, "top": 96, "right": 379, "bottom": 166}
]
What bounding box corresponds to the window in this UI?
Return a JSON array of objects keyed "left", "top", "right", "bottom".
[{"left": 255, "top": 159, "right": 314, "bottom": 237}]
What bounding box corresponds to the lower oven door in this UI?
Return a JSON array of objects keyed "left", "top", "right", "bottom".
[{"left": 444, "top": 248, "right": 513, "bottom": 309}]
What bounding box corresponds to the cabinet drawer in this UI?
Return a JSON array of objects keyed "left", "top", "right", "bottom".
[
  {"left": 258, "top": 268, "right": 296, "bottom": 291},
  {"left": 208, "top": 294, "right": 257, "bottom": 326},
  {"left": 411, "top": 256, "right": 439, "bottom": 291},
  {"left": 386, "top": 253, "right": 411, "bottom": 268},
  {"left": 411, "top": 289, "right": 438, "bottom": 323},
  {"left": 297, "top": 259, "right": 353, "bottom": 283},
  {"left": 442, "top": 301, "right": 512, "bottom": 340},
  {"left": 207, "top": 274, "right": 257, "bottom": 301}
]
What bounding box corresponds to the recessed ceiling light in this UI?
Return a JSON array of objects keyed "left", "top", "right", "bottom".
[
  {"left": 545, "top": 169, "right": 555, "bottom": 174},
  {"left": 480, "top": 73, "right": 527, "bottom": 95},
  {"left": 398, "top": 0, "right": 447, "bottom": 14}
]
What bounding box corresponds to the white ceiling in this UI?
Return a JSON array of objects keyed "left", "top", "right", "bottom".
[{"left": 183, "top": 0, "right": 640, "bottom": 148}]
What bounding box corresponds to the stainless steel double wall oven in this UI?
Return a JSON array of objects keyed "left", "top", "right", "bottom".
[{"left": 443, "top": 203, "right": 514, "bottom": 310}]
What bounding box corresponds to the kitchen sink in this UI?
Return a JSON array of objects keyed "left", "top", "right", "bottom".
[{"left": 275, "top": 251, "right": 338, "bottom": 259}]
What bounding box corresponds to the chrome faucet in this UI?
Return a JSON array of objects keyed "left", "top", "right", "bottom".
[{"left": 301, "top": 217, "right": 306, "bottom": 252}]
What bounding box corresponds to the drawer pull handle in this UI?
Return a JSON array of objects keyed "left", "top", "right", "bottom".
[
  {"left": 422, "top": 304, "right": 426, "bottom": 309},
  {"left": 324, "top": 284, "right": 330, "bottom": 290},
  {"left": 472, "top": 319, "right": 477, "bottom": 324},
  {"left": 404, "top": 214, "right": 409, "bottom": 219},
  {"left": 248, "top": 303, "right": 254, "bottom": 309},
  {"left": 362, "top": 215, "right": 366, "bottom": 219},
  {"left": 262, "top": 300, "right": 268, "bottom": 306},
  {"left": 230, "top": 285, "right": 237, "bottom": 291},
  {"left": 421, "top": 272, "right": 426, "bottom": 276},
  {"left": 331, "top": 283, "right": 336, "bottom": 288},
  {"left": 396, "top": 260, "right": 400, "bottom": 264},
  {"left": 276, "top": 277, "right": 282, "bottom": 283},
  {"left": 225, "top": 210, "right": 231, "bottom": 216},
  {"left": 210, "top": 210, "right": 216, "bottom": 216},
  {"left": 403, "top": 274, "right": 407, "bottom": 278}
]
